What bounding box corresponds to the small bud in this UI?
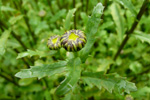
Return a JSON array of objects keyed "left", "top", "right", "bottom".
[
  {"left": 60, "top": 30, "right": 87, "bottom": 52},
  {"left": 47, "top": 35, "right": 61, "bottom": 50}
]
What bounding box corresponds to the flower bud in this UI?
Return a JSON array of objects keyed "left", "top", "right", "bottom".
[
  {"left": 47, "top": 35, "right": 61, "bottom": 50},
  {"left": 60, "top": 30, "right": 87, "bottom": 51}
]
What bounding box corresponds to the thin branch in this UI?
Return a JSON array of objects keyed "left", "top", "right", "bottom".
[
  {"left": 47, "top": 0, "right": 54, "bottom": 14},
  {"left": 0, "top": 71, "right": 19, "bottom": 86},
  {"left": 113, "top": 0, "right": 149, "bottom": 61},
  {"left": 73, "top": 0, "right": 76, "bottom": 29},
  {"left": 86, "top": 0, "right": 89, "bottom": 14}
]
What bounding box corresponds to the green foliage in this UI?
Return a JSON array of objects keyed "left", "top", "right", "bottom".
[
  {"left": 64, "top": 8, "right": 76, "bottom": 31},
  {"left": 80, "top": 3, "right": 104, "bottom": 61},
  {"left": 115, "top": 0, "right": 137, "bottom": 16},
  {"left": 15, "top": 61, "right": 67, "bottom": 79},
  {"left": 55, "top": 57, "right": 81, "bottom": 96},
  {"left": 132, "top": 31, "right": 150, "bottom": 44},
  {"left": 17, "top": 49, "right": 56, "bottom": 59},
  {"left": 110, "top": 3, "right": 125, "bottom": 42},
  {"left": 0, "top": 0, "right": 150, "bottom": 100},
  {"left": 82, "top": 72, "right": 137, "bottom": 94},
  {"left": 0, "top": 30, "right": 11, "bottom": 55}
]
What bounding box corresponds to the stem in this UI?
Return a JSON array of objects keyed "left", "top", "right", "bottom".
[
  {"left": 81, "top": 0, "right": 83, "bottom": 11},
  {"left": 0, "top": 71, "right": 19, "bottom": 86},
  {"left": 23, "top": 10, "right": 36, "bottom": 44},
  {"left": 86, "top": 0, "right": 89, "bottom": 14},
  {"left": 73, "top": 0, "right": 76, "bottom": 29},
  {"left": 14, "top": 49, "right": 30, "bottom": 68},
  {"left": 113, "top": 0, "right": 149, "bottom": 61},
  {"left": 47, "top": 0, "right": 54, "bottom": 14},
  {"left": 56, "top": 0, "right": 62, "bottom": 9},
  {"left": 11, "top": 31, "right": 28, "bottom": 51}
]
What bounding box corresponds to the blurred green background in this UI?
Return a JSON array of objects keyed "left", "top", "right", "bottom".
[{"left": 0, "top": 0, "right": 150, "bottom": 100}]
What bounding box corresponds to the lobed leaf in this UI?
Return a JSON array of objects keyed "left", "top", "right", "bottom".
[
  {"left": 82, "top": 72, "right": 137, "bottom": 94},
  {"left": 55, "top": 57, "right": 81, "bottom": 96},
  {"left": 80, "top": 3, "right": 104, "bottom": 61},
  {"left": 64, "top": 8, "right": 76, "bottom": 31},
  {"left": 132, "top": 31, "right": 150, "bottom": 44},
  {"left": 15, "top": 61, "right": 67, "bottom": 79}
]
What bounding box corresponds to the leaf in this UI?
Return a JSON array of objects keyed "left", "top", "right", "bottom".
[
  {"left": 64, "top": 8, "right": 76, "bottom": 30},
  {"left": 17, "top": 49, "right": 56, "bottom": 59},
  {"left": 9, "top": 15, "right": 24, "bottom": 25},
  {"left": 15, "top": 61, "right": 67, "bottom": 79},
  {"left": 110, "top": 3, "right": 125, "bottom": 42},
  {"left": 129, "top": 61, "right": 142, "bottom": 74},
  {"left": 50, "top": 9, "right": 66, "bottom": 23},
  {"left": 80, "top": 3, "right": 104, "bottom": 61},
  {"left": 55, "top": 57, "right": 81, "bottom": 96},
  {"left": 0, "top": 30, "right": 11, "bottom": 55},
  {"left": 82, "top": 72, "right": 137, "bottom": 94},
  {"left": 115, "top": 0, "right": 137, "bottom": 16},
  {"left": 132, "top": 31, "right": 150, "bottom": 44},
  {"left": 1, "top": 6, "right": 16, "bottom": 12}
]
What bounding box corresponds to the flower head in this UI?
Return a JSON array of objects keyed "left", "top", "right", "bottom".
[
  {"left": 60, "top": 30, "right": 87, "bottom": 51},
  {"left": 47, "top": 35, "right": 61, "bottom": 50}
]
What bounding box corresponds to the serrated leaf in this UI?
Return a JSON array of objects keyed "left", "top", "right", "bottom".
[
  {"left": 0, "top": 30, "right": 11, "bottom": 55},
  {"left": 55, "top": 57, "right": 81, "bottom": 96},
  {"left": 110, "top": 3, "right": 125, "bottom": 42},
  {"left": 115, "top": 0, "right": 137, "bottom": 16},
  {"left": 132, "top": 31, "right": 150, "bottom": 44},
  {"left": 82, "top": 72, "right": 137, "bottom": 94},
  {"left": 80, "top": 3, "right": 104, "bottom": 61},
  {"left": 9, "top": 15, "right": 24, "bottom": 25},
  {"left": 15, "top": 61, "right": 67, "bottom": 79},
  {"left": 64, "top": 8, "right": 76, "bottom": 30},
  {"left": 50, "top": 9, "right": 66, "bottom": 23},
  {"left": 17, "top": 49, "right": 56, "bottom": 59}
]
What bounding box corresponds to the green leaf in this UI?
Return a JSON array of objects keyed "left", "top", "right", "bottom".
[
  {"left": 50, "top": 9, "right": 66, "bottom": 23},
  {"left": 80, "top": 3, "right": 104, "bottom": 61},
  {"left": 110, "top": 3, "right": 125, "bottom": 42},
  {"left": 9, "top": 15, "right": 24, "bottom": 25},
  {"left": 55, "top": 57, "right": 81, "bottom": 96},
  {"left": 115, "top": 0, "right": 137, "bottom": 16},
  {"left": 129, "top": 61, "right": 143, "bottom": 74},
  {"left": 64, "top": 8, "right": 76, "bottom": 30},
  {"left": 0, "top": 30, "right": 11, "bottom": 55},
  {"left": 17, "top": 49, "right": 56, "bottom": 59},
  {"left": 82, "top": 72, "right": 137, "bottom": 94},
  {"left": 132, "top": 31, "right": 150, "bottom": 44},
  {"left": 15, "top": 61, "right": 67, "bottom": 79},
  {"left": 1, "top": 6, "right": 16, "bottom": 12}
]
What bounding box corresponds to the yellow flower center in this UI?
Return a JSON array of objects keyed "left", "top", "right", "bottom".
[
  {"left": 52, "top": 38, "right": 58, "bottom": 44},
  {"left": 68, "top": 32, "right": 79, "bottom": 41}
]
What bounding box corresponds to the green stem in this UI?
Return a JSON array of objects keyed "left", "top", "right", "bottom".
[
  {"left": 0, "top": 71, "right": 19, "bottom": 86},
  {"left": 113, "top": 0, "right": 149, "bottom": 61},
  {"left": 86, "top": 0, "right": 89, "bottom": 14},
  {"left": 47, "top": 0, "right": 54, "bottom": 14}
]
